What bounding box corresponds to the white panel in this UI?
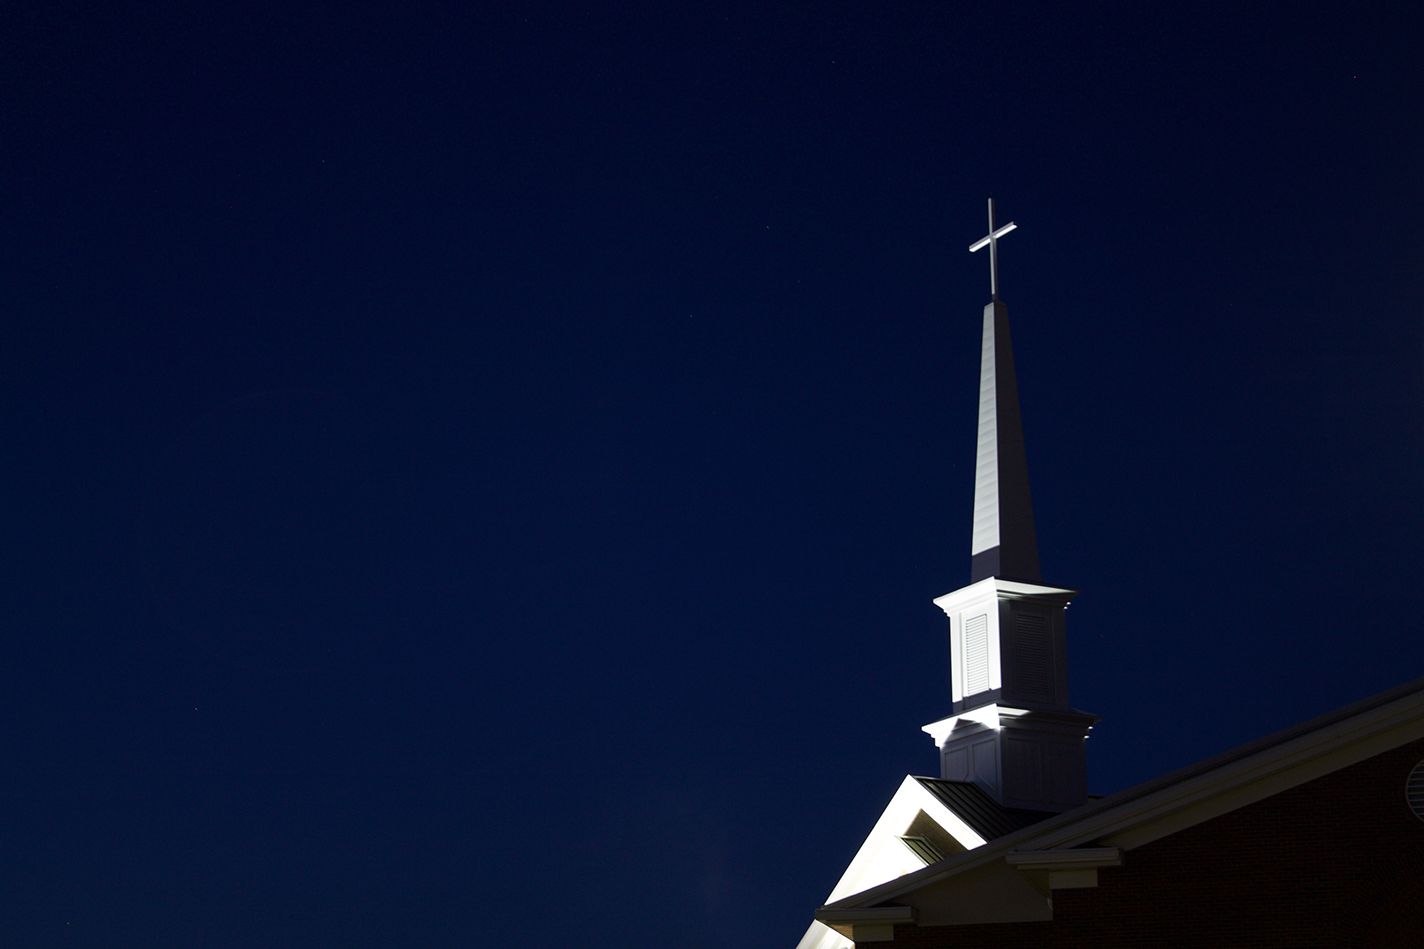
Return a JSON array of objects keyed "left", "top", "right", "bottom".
[
  {"left": 943, "top": 746, "right": 970, "bottom": 781},
  {"left": 971, "top": 736, "right": 999, "bottom": 789},
  {"left": 963, "top": 613, "right": 990, "bottom": 695}
]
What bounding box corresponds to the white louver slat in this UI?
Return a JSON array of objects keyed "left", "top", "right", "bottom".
[{"left": 963, "top": 613, "right": 990, "bottom": 696}]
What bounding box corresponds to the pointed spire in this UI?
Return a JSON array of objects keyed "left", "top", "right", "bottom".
[
  {"left": 967, "top": 202, "right": 1040, "bottom": 583},
  {"left": 915, "top": 199, "right": 1093, "bottom": 813}
]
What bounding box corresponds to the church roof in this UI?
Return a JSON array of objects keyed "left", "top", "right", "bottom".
[
  {"left": 912, "top": 778, "right": 1053, "bottom": 841},
  {"left": 817, "top": 674, "right": 1424, "bottom": 931}
]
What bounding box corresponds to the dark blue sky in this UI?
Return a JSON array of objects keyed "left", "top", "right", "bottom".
[{"left": 4, "top": 3, "right": 1422, "bottom": 946}]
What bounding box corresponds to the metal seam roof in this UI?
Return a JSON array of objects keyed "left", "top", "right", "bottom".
[{"left": 913, "top": 777, "right": 1053, "bottom": 840}]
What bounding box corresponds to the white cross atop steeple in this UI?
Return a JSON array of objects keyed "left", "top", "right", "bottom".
[{"left": 967, "top": 197, "right": 1017, "bottom": 300}]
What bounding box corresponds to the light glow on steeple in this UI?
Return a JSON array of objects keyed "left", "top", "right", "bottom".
[{"left": 968, "top": 299, "right": 1041, "bottom": 583}]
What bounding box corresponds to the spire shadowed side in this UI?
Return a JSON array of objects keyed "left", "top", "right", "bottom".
[{"left": 969, "top": 298, "right": 1040, "bottom": 583}]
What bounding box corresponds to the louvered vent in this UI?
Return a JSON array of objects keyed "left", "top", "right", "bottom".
[
  {"left": 963, "top": 613, "right": 990, "bottom": 695},
  {"left": 1408, "top": 761, "right": 1424, "bottom": 822},
  {"left": 899, "top": 835, "right": 944, "bottom": 865},
  {"left": 1014, "top": 612, "right": 1051, "bottom": 701}
]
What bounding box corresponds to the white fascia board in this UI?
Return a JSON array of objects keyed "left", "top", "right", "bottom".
[
  {"left": 932, "top": 577, "right": 999, "bottom": 616},
  {"left": 815, "top": 906, "right": 916, "bottom": 940},
  {"left": 932, "top": 578, "right": 1076, "bottom": 617},
  {"left": 993, "top": 579, "right": 1077, "bottom": 599},
  {"left": 922, "top": 704, "right": 1032, "bottom": 747}
]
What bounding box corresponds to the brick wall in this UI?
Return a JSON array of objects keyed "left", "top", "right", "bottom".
[{"left": 874, "top": 736, "right": 1424, "bottom": 948}]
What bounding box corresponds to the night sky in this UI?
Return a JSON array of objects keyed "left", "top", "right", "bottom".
[{"left": 4, "top": 3, "right": 1422, "bottom": 946}]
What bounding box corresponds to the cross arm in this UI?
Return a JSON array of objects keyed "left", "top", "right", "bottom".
[{"left": 968, "top": 221, "right": 1017, "bottom": 253}]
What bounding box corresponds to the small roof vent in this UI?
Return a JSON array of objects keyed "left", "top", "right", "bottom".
[
  {"left": 899, "top": 835, "right": 944, "bottom": 865},
  {"left": 1408, "top": 761, "right": 1424, "bottom": 822}
]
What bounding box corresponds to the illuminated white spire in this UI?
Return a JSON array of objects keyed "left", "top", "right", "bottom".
[
  {"left": 914, "top": 198, "right": 1095, "bottom": 813},
  {"left": 967, "top": 200, "right": 1039, "bottom": 583}
]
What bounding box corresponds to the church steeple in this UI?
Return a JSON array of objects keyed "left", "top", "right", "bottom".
[
  {"left": 919, "top": 199, "right": 1097, "bottom": 814},
  {"left": 967, "top": 198, "right": 1039, "bottom": 582}
]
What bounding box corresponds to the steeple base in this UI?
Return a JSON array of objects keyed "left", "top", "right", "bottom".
[{"left": 923, "top": 705, "right": 1096, "bottom": 813}]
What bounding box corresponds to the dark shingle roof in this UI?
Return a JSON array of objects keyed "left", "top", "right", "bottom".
[{"left": 913, "top": 778, "right": 1054, "bottom": 841}]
